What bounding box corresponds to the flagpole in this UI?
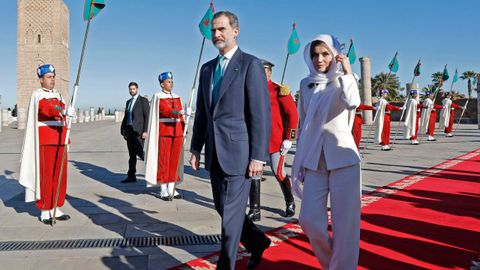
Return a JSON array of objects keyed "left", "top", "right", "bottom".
[
  {"left": 52, "top": 4, "right": 96, "bottom": 226},
  {"left": 183, "top": 37, "right": 206, "bottom": 144},
  {"left": 280, "top": 52, "right": 290, "bottom": 84}
]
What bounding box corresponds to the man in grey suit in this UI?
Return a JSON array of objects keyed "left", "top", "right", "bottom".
[{"left": 190, "top": 11, "right": 271, "bottom": 270}]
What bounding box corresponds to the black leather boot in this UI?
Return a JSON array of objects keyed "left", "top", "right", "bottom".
[
  {"left": 247, "top": 179, "right": 261, "bottom": 222},
  {"left": 279, "top": 175, "right": 295, "bottom": 217}
]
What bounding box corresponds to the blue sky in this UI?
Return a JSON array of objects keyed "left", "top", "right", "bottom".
[{"left": 0, "top": 0, "right": 478, "bottom": 110}]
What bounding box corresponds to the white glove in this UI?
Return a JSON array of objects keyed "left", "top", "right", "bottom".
[
  {"left": 280, "top": 140, "right": 293, "bottom": 155},
  {"left": 185, "top": 107, "right": 192, "bottom": 116},
  {"left": 178, "top": 109, "right": 185, "bottom": 115},
  {"left": 401, "top": 106, "right": 406, "bottom": 111},
  {"left": 65, "top": 106, "right": 76, "bottom": 117},
  {"left": 462, "top": 106, "right": 466, "bottom": 110}
]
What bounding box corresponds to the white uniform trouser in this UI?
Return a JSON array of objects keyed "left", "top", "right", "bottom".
[{"left": 299, "top": 157, "right": 361, "bottom": 270}]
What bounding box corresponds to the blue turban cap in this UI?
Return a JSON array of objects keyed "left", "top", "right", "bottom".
[
  {"left": 37, "top": 64, "right": 55, "bottom": 78},
  {"left": 158, "top": 72, "right": 173, "bottom": 83}
]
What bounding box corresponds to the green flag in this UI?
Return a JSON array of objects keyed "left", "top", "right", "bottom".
[
  {"left": 473, "top": 77, "right": 477, "bottom": 87},
  {"left": 83, "top": 0, "right": 105, "bottom": 21},
  {"left": 414, "top": 60, "right": 421, "bottom": 76},
  {"left": 287, "top": 23, "right": 300, "bottom": 55},
  {"left": 198, "top": 3, "right": 214, "bottom": 40},
  {"left": 347, "top": 40, "right": 356, "bottom": 64},
  {"left": 388, "top": 52, "right": 399, "bottom": 72},
  {"left": 442, "top": 66, "right": 449, "bottom": 81},
  {"left": 452, "top": 69, "right": 459, "bottom": 83}
]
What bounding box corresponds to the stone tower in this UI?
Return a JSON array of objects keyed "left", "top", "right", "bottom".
[{"left": 17, "top": 0, "right": 69, "bottom": 129}]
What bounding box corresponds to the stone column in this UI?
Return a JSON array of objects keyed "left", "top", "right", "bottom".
[
  {"left": 90, "top": 107, "right": 95, "bottom": 122},
  {"left": 360, "top": 57, "right": 373, "bottom": 124},
  {"left": 84, "top": 110, "right": 90, "bottom": 122},
  {"left": 17, "top": 108, "right": 27, "bottom": 130},
  {"left": 78, "top": 109, "right": 84, "bottom": 123}
]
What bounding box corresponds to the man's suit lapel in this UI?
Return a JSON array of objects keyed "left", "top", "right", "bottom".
[{"left": 214, "top": 49, "right": 241, "bottom": 112}]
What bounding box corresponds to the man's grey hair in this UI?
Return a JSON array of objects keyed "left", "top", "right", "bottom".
[{"left": 213, "top": 11, "right": 239, "bottom": 29}]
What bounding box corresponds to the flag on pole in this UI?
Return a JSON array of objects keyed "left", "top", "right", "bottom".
[
  {"left": 83, "top": 0, "right": 105, "bottom": 21},
  {"left": 199, "top": 2, "right": 215, "bottom": 40},
  {"left": 388, "top": 52, "right": 399, "bottom": 72},
  {"left": 414, "top": 60, "right": 421, "bottom": 76},
  {"left": 452, "top": 69, "right": 459, "bottom": 83},
  {"left": 287, "top": 23, "right": 300, "bottom": 55},
  {"left": 442, "top": 66, "right": 449, "bottom": 81},
  {"left": 473, "top": 77, "right": 477, "bottom": 87},
  {"left": 347, "top": 39, "right": 356, "bottom": 64}
]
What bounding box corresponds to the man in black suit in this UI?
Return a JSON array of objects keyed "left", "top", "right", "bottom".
[
  {"left": 190, "top": 11, "right": 271, "bottom": 270},
  {"left": 120, "top": 82, "right": 150, "bottom": 183}
]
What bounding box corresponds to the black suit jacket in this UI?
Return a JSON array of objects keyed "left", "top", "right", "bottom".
[
  {"left": 121, "top": 95, "right": 150, "bottom": 136},
  {"left": 190, "top": 48, "right": 271, "bottom": 175}
]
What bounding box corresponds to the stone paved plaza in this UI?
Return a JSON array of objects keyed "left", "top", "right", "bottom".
[{"left": 0, "top": 120, "right": 479, "bottom": 270}]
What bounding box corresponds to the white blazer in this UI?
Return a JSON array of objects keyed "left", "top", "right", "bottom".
[{"left": 299, "top": 74, "right": 361, "bottom": 171}]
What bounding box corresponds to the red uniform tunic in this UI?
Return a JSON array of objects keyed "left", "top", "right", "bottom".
[
  {"left": 427, "top": 104, "right": 443, "bottom": 136},
  {"left": 267, "top": 80, "right": 298, "bottom": 154},
  {"left": 352, "top": 104, "right": 373, "bottom": 148},
  {"left": 35, "top": 96, "right": 68, "bottom": 210},
  {"left": 381, "top": 103, "right": 402, "bottom": 145},
  {"left": 445, "top": 103, "right": 462, "bottom": 133},
  {"left": 157, "top": 94, "right": 184, "bottom": 183}
]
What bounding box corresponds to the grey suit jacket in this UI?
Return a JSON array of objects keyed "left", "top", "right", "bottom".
[{"left": 190, "top": 48, "right": 271, "bottom": 175}]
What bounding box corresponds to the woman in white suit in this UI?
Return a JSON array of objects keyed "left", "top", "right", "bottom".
[{"left": 292, "top": 34, "right": 361, "bottom": 270}]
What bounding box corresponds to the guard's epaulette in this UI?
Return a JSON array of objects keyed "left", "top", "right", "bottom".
[{"left": 272, "top": 81, "right": 291, "bottom": 96}]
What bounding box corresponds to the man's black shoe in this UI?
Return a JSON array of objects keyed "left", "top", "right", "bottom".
[
  {"left": 121, "top": 178, "right": 137, "bottom": 183},
  {"left": 247, "top": 237, "right": 271, "bottom": 269}
]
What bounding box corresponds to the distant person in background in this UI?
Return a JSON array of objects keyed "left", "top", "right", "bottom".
[
  {"left": 144, "top": 72, "right": 185, "bottom": 200},
  {"left": 352, "top": 103, "right": 374, "bottom": 149},
  {"left": 438, "top": 92, "right": 465, "bottom": 137},
  {"left": 19, "top": 64, "right": 75, "bottom": 224},
  {"left": 419, "top": 90, "right": 443, "bottom": 141},
  {"left": 120, "top": 82, "right": 150, "bottom": 183},
  {"left": 403, "top": 89, "right": 422, "bottom": 145},
  {"left": 374, "top": 89, "right": 403, "bottom": 151}
]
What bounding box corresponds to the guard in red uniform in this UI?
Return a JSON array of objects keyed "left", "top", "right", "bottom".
[
  {"left": 19, "top": 64, "right": 73, "bottom": 224},
  {"left": 144, "top": 72, "right": 185, "bottom": 200},
  {"left": 247, "top": 60, "right": 299, "bottom": 221},
  {"left": 403, "top": 89, "right": 424, "bottom": 145},
  {"left": 374, "top": 89, "right": 403, "bottom": 151},
  {"left": 352, "top": 104, "right": 374, "bottom": 149},
  {"left": 439, "top": 92, "right": 465, "bottom": 137},
  {"left": 419, "top": 90, "right": 443, "bottom": 141}
]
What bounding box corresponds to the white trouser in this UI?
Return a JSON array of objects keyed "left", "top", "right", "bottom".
[{"left": 299, "top": 160, "right": 361, "bottom": 270}]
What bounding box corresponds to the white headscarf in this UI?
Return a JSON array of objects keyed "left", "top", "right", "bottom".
[
  {"left": 292, "top": 34, "right": 344, "bottom": 198},
  {"left": 303, "top": 34, "right": 343, "bottom": 85}
]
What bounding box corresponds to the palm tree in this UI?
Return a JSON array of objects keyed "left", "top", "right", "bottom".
[
  {"left": 431, "top": 72, "right": 444, "bottom": 88},
  {"left": 371, "top": 72, "right": 403, "bottom": 101},
  {"left": 459, "top": 70, "right": 477, "bottom": 98}
]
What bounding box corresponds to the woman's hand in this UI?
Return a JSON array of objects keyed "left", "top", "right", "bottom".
[{"left": 335, "top": 54, "right": 352, "bottom": 75}]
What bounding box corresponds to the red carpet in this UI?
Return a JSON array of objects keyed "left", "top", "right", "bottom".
[{"left": 172, "top": 149, "right": 480, "bottom": 270}]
